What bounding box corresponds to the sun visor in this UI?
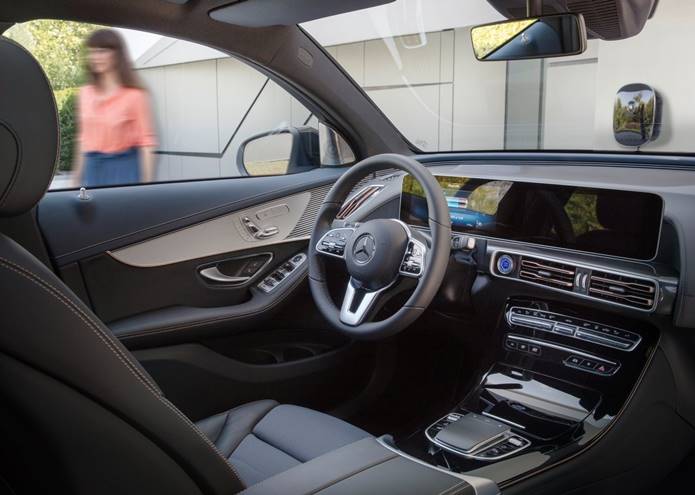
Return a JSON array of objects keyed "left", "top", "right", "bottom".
[
  {"left": 210, "top": 0, "right": 394, "bottom": 28},
  {"left": 486, "top": 0, "right": 659, "bottom": 40}
]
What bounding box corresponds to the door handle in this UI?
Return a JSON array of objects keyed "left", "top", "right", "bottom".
[
  {"left": 242, "top": 216, "right": 279, "bottom": 240},
  {"left": 199, "top": 266, "right": 250, "bottom": 284}
]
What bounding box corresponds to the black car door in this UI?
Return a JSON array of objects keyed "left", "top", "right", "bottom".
[{"left": 16, "top": 20, "right": 382, "bottom": 422}]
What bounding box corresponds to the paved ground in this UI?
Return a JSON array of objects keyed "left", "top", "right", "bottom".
[{"left": 49, "top": 172, "right": 74, "bottom": 190}]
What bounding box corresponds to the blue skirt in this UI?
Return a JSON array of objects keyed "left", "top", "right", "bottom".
[{"left": 83, "top": 148, "right": 140, "bottom": 187}]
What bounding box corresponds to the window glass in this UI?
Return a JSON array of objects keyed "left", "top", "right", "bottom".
[
  {"left": 302, "top": 0, "right": 695, "bottom": 155},
  {"left": 4, "top": 21, "right": 320, "bottom": 189}
]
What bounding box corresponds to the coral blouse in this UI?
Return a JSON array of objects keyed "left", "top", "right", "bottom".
[{"left": 77, "top": 85, "right": 157, "bottom": 154}]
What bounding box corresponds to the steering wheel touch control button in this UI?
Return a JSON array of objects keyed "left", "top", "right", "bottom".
[
  {"left": 496, "top": 254, "right": 515, "bottom": 275},
  {"left": 399, "top": 238, "right": 427, "bottom": 278},
  {"left": 316, "top": 228, "right": 355, "bottom": 258}
]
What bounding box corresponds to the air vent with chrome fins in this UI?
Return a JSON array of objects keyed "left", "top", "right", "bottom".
[
  {"left": 491, "top": 251, "right": 661, "bottom": 312},
  {"left": 588, "top": 271, "right": 657, "bottom": 311},
  {"left": 518, "top": 256, "right": 576, "bottom": 291},
  {"left": 336, "top": 185, "right": 383, "bottom": 219}
]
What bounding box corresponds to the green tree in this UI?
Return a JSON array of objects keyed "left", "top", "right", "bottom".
[
  {"left": 54, "top": 88, "right": 79, "bottom": 172},
  {"left": 6, "top": 20, "right": 102, "bottom": 171},
  {"left": 6, "top": 20, "right": 99, "bottom": 90}
]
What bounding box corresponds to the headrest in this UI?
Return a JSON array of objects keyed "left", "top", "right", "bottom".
[{"left": 0, "top": 37, "right": 59, "bottom": 217}]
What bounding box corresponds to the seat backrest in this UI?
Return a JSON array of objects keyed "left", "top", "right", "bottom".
[{"left": 0, "top": 36, "right": 243, "bottom": 495}]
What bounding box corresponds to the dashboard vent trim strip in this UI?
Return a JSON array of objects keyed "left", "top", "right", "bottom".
[
  {"left": 336, "top": 184, "right": 384, "bottom": 219},
  {"left": 518, "top": 256, "right": 576, "bottom": 291},
  {"left": 588, "top": 270, "right": 657, "bottom": 310},
  {"left": 489, "top": 248, "right": 666, "bottom": 314}
]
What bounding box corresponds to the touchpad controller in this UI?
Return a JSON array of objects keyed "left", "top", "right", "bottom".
[
  {"left": 436, "top": 413, "right": 509, "bottom": 452},
  {"left": 429, "top": 413, "right": 530, "bottom": 461}
]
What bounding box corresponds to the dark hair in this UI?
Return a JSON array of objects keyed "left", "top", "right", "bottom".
[{"left": 85, "top": 28, "right": 142, "bottom": 88}]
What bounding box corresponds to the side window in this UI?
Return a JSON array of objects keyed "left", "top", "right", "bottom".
[{"left": 4, "top": 21, "right": 353, "bottom": 190}]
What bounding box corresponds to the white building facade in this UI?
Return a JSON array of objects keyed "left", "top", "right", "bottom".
[{"left": 133, "top": 0, "right": 694, "bottom": 181}]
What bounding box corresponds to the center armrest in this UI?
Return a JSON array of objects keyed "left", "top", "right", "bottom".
[{"left": 240, "top": 436, "right": 498, "bottom": 495}]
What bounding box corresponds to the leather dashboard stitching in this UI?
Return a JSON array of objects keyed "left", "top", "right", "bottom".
[{"left": 0, "top": 256, "right": 245, "bottom": 486}]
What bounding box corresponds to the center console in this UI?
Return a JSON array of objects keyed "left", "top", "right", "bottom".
[{"left": 396, "top": 297, "right": 658, "bottom": 486}]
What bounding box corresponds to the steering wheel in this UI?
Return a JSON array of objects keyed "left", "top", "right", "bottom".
[{"left": 308, "top": 154, "right": 451, "bottom": 340}]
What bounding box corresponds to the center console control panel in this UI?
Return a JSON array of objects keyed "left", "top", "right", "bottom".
[
  {"left": 400, "top": 298, "right": 656, "bottom": 486},
  {"left": 507, "top": 306, "right": 641, "bottom": 351},
  {"left": 504, "top": 334, "right": 620, "bottom": 376},
  {"left": 426, "top": 413, "right": 531, "bottom": 461}
]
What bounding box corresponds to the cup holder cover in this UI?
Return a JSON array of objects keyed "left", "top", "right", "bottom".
[
  {"left": 231, "top": 343, "right": 333, "bottom": 365},
  {"left": 282, "top": 345, "right": 318, "bottom": 362}
]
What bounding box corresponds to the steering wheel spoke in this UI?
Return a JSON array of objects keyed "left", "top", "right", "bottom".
[
  {"left": 315, "top": 227, "right": 355, "bottom": 259},
  {"left": 339, "top": 278, "right": 391, "bottom": 326}
]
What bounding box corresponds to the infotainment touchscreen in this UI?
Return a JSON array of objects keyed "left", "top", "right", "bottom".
[{"left": 400, "top": 175, "right": 663, "bottom": 260}]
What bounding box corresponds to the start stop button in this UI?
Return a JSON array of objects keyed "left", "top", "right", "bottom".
[{"left": 497, "top": 254, "right": 515, "bottom": 275}]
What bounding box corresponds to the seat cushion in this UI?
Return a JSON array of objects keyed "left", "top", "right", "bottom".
[{"left": 196, "top": 400, "right": 372, "bottom": 487}]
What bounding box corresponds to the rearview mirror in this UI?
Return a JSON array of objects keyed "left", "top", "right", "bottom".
[{"left": 471, "top": 14, "right": 587, "bottom": 62}]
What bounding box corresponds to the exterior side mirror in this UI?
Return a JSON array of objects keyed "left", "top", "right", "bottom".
[
  {"left": 237, "top": 123, "right": 355, "bottom": 176},
  {"left": 613, "top": 83, "right": 662, "bottom": 147},
  {"left": 471, "top": 13, "right": 587, "bottom": 61},
  {"left": 237, "top": 126, "right": 319, "bottom": 176}
]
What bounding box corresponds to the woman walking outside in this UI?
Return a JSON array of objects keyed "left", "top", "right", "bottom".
[{"left": 73, "top": 29, "right": 157, "bottom": 187}]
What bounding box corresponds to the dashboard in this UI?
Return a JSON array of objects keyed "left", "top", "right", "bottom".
[
  {"left": 339, "top": 158, "right": 691, "bottom": 326},
  {"left": 334, "top": 155, "right": 695, "bottom": 488},
  {"left": 399, "top": 174, "right": 663, "bottom": 261}
]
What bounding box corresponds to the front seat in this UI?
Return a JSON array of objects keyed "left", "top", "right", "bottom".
[{"left": 0, "top": 36, "right": 371, "bottom": 495}]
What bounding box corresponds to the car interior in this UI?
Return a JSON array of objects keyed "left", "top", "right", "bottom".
[{"left": 1, "top": 0, "right": 695, "bottom": 494}]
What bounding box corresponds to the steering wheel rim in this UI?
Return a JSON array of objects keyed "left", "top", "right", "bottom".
[{"left": 308, "top": 153, "right": 451, "bottom": 340}]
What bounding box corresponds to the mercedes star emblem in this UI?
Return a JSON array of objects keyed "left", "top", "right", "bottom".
[{"left": 352, "top": 234, "right": 376, "bottom": 264}]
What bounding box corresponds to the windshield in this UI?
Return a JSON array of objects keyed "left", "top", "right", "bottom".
[{"left": 302, "top": 0, "right": 691, "bottom": 154}]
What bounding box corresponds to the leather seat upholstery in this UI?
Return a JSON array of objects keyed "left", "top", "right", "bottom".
[
  {"left": 0, "top": 38, "right": 58, "bottom": 215},
  {"left": 0, "top": 35, "right": 372, "bottom": 495},
  {"left": 197, "top": 400, "right": 371, "bottom": 486}
]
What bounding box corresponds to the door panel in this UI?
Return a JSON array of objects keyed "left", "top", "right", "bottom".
[
  {"left": 34, "top": 168, "right": 386, "bottom": 419},
  {"left": 37, "top": 171, "right": 339, "bottom": 340},
  {"left": 37, "top": 167, "right": 343, "bottom": 266},
  {"left": 97, "top": 241, "right": 309, "bottom": 346},
  {"left": 83, "top": 241, "right": 304, "bottom": 324},
  {"left": 108, "top": 189, "right": 315, "bottom": 267}
]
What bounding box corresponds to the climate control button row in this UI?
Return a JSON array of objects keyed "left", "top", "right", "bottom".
[
  {"left": 506, "top": 306, "right": 641, "bottom": 352},
  {"left": 505, "top": 334, "right": 620, "bottom": 376}
]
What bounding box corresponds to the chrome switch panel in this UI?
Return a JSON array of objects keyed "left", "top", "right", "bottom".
[
  {"left": 506, "top": 306, "right": 641, "bottom": 352},
  {"left": 257, "top": 253, "right": 307, "bottom": 293}
]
